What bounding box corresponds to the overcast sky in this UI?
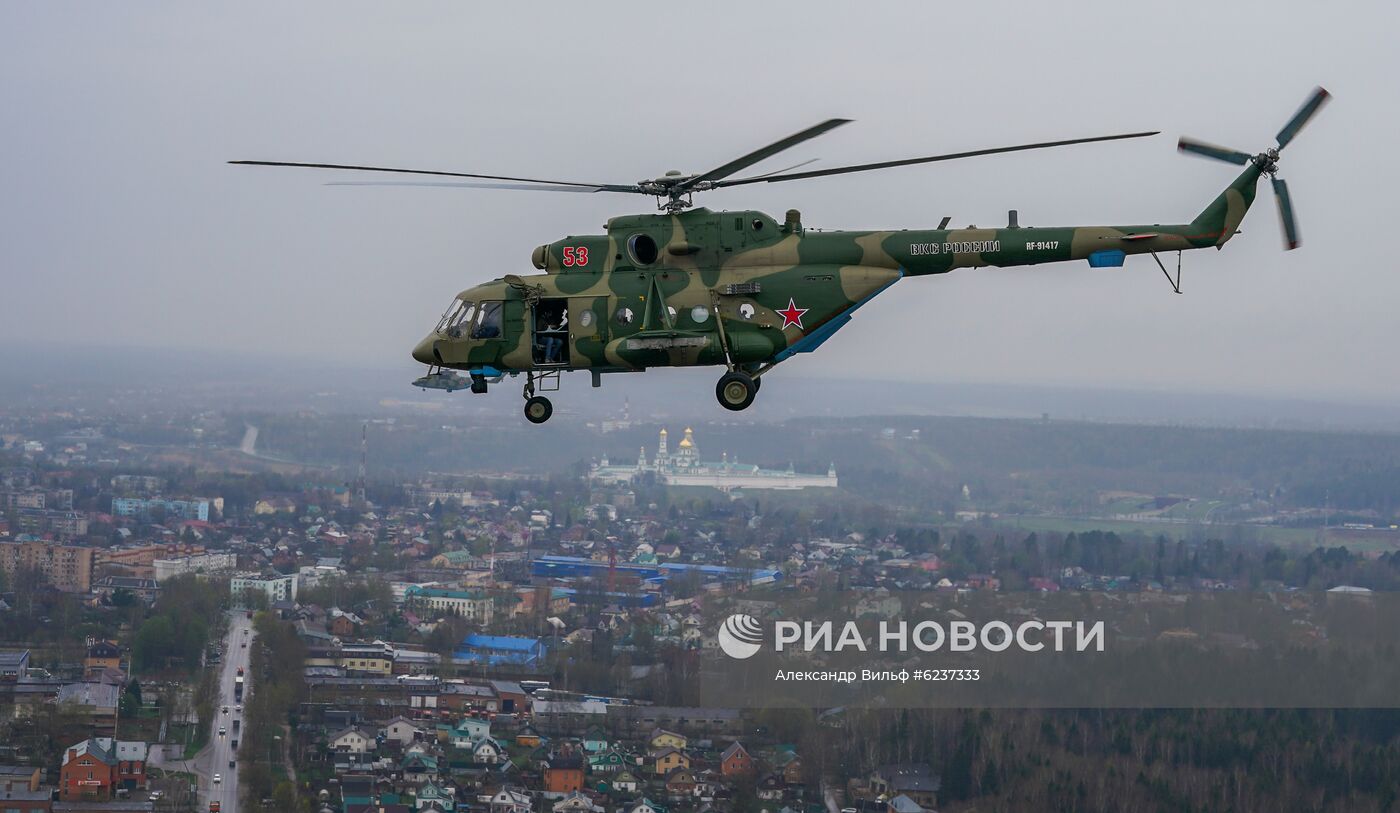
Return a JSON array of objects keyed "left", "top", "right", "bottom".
[{"left": 2, "top": 2, "right": 1394, "bottom": 403}]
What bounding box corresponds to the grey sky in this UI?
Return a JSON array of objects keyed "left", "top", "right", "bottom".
[{"left": 2, "top": 2, "right": 1394, "bottom": 402}]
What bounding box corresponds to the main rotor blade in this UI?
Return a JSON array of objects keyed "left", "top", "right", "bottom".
[
  {"left": 326, "top": 181, "right": 614, "bottom": 193},
  {"left": 1272, "top": 175, "right": 1301, "bottom": 250},
  {"left": 1276, "top": 86, "right": 1331, "bottom": 149},
  {"left": 678, "top": 119, "right": 851, "bottom": 190},
  {"left": 1177, "top": 137, "right": 1253, "bottom": 165},
  {"left": 229, "top": 160, "right": 641, "bottom": 193},
  {"left": 713, "top": 131, "right": 1159, "bottom": 188},
  {"left": 734, "top": 157, "right": 821, "bottom": 181}
]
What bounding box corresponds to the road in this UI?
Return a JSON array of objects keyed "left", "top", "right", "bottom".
[{"left": 200, "top": 610, "right": 255, "bottom": 813}]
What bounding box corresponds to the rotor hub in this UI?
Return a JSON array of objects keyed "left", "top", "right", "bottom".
[{"left": 1256, "top": 147, "right": 1281, "bottom": 175}]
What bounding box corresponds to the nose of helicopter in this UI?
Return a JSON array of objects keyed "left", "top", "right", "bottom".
[{"left": 411, "top": 335, "right": 437, "bottom": 365}]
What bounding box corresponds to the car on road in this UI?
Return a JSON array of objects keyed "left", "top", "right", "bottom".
[
  {"left": 235, "top": 704, "right": 242, "bottom": 712},
  {"left": 149, "top": 791, "right": 164, "bottom": 801},
  {"left": 241, "top": 642, "right": 246, "bottom": 648},
  {"left": 218, "top": 727, "right": 226, "bottom": 737},
  {"left": 213, "top": 773, "right": 221, "bottom": 784},
  {"left": 231, "top": 738, "right": 238, "bottom": 749},
  {"left": 229, "top": 759, "right": 235, "bottom": 769},
  {"left": 221, "top": 705, "right": 228, "bottom": 714}
]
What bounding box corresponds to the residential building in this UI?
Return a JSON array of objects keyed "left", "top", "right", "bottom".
[
  {"left": 0, "top": 649, "right": 30, "bottom": 681},
  {"left": 0, "top": 764, "right": 42, "bottom": 791},
  {"left": 651, "top": 748, "right": 689, "bottom": 776},
  {"left": 489, "top": 788, "right": 532, "bottom": 813},
  {"left": 152, "top": 552, "right": 236, "bottom": 582},
  {"left": 329, "top": 609, "right": 364, "bottom": 637},
  {"left": 0, "top": 541, "right": 95, "bottom": 592},
  {"left": 720, "top": 742, "right": 752, "bottom": 777},
  {"left": 0, "top": 779, "right": 50, "bottom": 813},
  {"left": 648, "top": 729, "right": 687, "bottom": 751},
  {"left": 329, "top": 727, "right": 376, "bottom": 754},
  {"left": 543, "top": 752, "right": 585, "bottom": 794},
  {"left": 56, "top": 684, "right": 120, "bottom": 732},
  {"left": 84, "top": 642, "right": 122, "bottom": 676},
  {"left": 405, "top": 587, "right": 494, "bottom": 624},
  {"left": 553, "top": 792, "right": 601, "bottom": 813},
  {"left": 91, "top": 576, "right": 160, "bottom": 603},
  {"left": 415, "top": 782, "right": 455, "bottom": 812},
  {"left": 59, "top": 738, "right": 147, "bottom": 801},
  {"left": 380, "top": 716, "right": 426, "bottom": 747},
  {"left": 870, "top": 764, "right": 940, "bottom": 811},
  {"left": 111, "top": 497, "right": 214, "bottom": 522},
  {"left": 110, "top": 475, "right": 164, "bottom": 495},
  {"left": 230, "top": 572, "right": 298, "bottom": 604},
  {"left": 16, "top": 509, "right": 88, "bottom": 538}
]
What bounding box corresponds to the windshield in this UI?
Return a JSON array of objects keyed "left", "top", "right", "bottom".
[{"left": 441, "top": 300, "right": 477, "bottom": 338}]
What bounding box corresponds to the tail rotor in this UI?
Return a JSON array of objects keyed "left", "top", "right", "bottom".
[{"left": 1177, "top": 86, "right": 1330, "bottom": 250}]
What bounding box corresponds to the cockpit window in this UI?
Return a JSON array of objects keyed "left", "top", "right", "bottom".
[
  {"left": 436, "top": 300, "right": 463, "bottom": 332},
  {"left": 472, "top": 301, "right": 503, "bottom": 339},
  {"left": 442, "top": 301, "right": 477, "bottom": 338}
]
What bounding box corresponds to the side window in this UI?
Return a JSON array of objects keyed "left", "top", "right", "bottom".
[{"left": 472, "top": 301, "right": 503, "bottom": 339}]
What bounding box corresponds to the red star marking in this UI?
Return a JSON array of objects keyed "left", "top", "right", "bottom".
[{"left": 776, "top": 298, "right": 809, "bottom": 330}]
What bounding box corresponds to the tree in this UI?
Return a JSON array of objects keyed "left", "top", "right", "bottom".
[
  {"left": 272, "top": 780, "right": 298, "bottom": 812},
  {"left": 119, "top": 680, "right": 143, "bottom": 717},
  {"left": 133, "top": 615, "right": 176, "bottom": 671}
]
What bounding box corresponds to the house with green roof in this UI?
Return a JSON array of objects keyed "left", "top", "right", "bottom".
[{"left": 415, "top": 781, "right": 455, "bottom": 811}]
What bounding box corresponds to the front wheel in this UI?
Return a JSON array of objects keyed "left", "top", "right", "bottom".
[
  {"left": 716, "top": 371, "right": 757, "bottom": 411},
  {"left": 524, "top": 396, "right": 553, "bottom": 424}
]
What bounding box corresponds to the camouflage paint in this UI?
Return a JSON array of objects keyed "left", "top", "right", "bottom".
[{"left": 416, "top": 163, "right": 1264, "bottom": 377}]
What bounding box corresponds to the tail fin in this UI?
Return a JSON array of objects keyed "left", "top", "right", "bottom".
[{"left": 1190, "top": 163, "right": 1265, "bottom": 247}]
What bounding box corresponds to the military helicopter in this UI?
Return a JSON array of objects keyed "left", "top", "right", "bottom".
[{"left": 233, "top": 87, "right": 1328, "bottom": 424}]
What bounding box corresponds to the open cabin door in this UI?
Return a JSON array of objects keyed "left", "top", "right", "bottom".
[{"left": 567, "top": 296, "right": 609, "bottom": 368}]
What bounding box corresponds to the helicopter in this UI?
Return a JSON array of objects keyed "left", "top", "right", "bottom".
[{"left": 233, "top": 87, "right": 1328, "bottom": 424}]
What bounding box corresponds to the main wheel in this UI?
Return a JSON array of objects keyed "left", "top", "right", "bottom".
[
  {"left": 716, "top": 371, "right": 757, "bottom": 411},
  {"left": 470, "top": 375, "right": 488, "bottom": 394},
  {"left": 524, "top": 396, "right": 553, "bottom": 424}
]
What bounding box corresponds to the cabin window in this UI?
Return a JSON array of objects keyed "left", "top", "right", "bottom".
[
  {"left": 739, "top": 303, "right": 755, "bottom": 320},
  {"left": 627, "top": 234, "right": 659, "bottom": 265},
  {"left": 615, "top": 307, "right": 634, "bottom": 326},
  {"left": 472, "top": 301, "right": 503, "bottom": 339},
  {"left": 691, "top": 306, "right": 710, "bottom": 324}
]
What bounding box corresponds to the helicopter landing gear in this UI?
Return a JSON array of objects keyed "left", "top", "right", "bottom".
[
  {"left": 470, "top": 374, "right": 488, "bottom": 394},
  {"left": 522, "top": 371, "right": 557, "bottom": 424},
  {"left": 716, "top": 371, "right": 758, "bottom": 411},
  {"left": 524, "top": 396, "right": 553, "bottom": 424}
]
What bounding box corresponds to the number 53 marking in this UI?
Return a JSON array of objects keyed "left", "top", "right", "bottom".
[{"left": 562, "top": 246, "right": 589, "bottom": 266}]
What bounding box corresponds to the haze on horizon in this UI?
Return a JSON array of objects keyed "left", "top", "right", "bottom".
[{"left": 2, "top": 2, "right": 1395, "bottom": 404}]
